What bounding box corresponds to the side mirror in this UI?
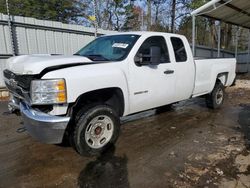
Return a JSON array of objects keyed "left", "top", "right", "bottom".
[
  {"left": 150, "top": 46, "right": 161, "bottom": 65},
  {"left": 134, "top": 46, "right": 161, "bottom": 66},
  {"left": 134, "top": 53, "right": 150, "bottom": 66}
]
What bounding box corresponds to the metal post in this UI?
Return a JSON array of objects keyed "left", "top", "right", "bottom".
[
  {"left": 235, "top": 27, "right": 239, "bottom": 58},
  {"left": 192, "top": 15, "right": 196, "bottom": 56},
  {"left": 217, "top": 21, "right": 221, "bottom": 57},
  {"left": 5, "top": 0, "right": 15, "bottom": 56},
  {"left": 93, "top": 0, "right": 97, "bottom": 38},
  {"left": 248, "top": 29, "right": 250, "bottom": 72}
]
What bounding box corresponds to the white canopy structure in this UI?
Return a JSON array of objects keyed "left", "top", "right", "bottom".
[{"left": 191, "top": 0, "right": 250, "bottom": 61}]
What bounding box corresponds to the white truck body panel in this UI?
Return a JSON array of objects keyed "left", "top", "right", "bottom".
[
  {"left": 6, "top": 54, "right": 92, "bottom": 74},
  {"left": 193, "top": 58, "right": 236, "bottom": 97},
  {"left": 126, "top": 33, "right": 196, "bottom": 113},
  {"left": 43, "top": 61, "right": 131, "bottom": 116}
]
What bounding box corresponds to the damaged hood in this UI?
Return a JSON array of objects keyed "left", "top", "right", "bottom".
[{"left": 6, "top": 54, "right": 93, "bottom": 75}]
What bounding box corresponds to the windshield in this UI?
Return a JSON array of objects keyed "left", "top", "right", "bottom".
[{"left": 75, "top": 34, "right": 140, "bottom": 61}]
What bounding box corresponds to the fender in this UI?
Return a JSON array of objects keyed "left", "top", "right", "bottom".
[
  {"left": 42, "top": 62, "right": 130, "bottom": 115},
  {"left": 209, "top": 62, "right": 231, "bottom": 92}
]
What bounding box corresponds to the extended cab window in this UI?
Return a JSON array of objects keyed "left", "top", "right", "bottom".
[
  {"left": 171, "top": 37, "right": 187, "bottom": 62},
  {"left": 136, "top": 36, "right": 170, "bottom": 64}
]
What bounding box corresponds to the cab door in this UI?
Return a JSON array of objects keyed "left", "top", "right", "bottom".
[
  {"left": 128, "top": 35, "right": 176, "bottom": 114},
  {"left": 169, "top": 36, "right": 195, "bottom": 101}
]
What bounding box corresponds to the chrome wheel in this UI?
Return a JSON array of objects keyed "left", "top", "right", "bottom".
[
  {"left": 215, "top": 88, "right": 223, "bottom": 105},
  {"left": 85, "top": 115, "right": 114, "bottom": 149}
]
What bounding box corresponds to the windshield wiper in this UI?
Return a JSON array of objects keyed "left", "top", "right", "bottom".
[
  {"left": 74, "top": 54, "right": 110, "bottom": 61},
  {"left": 85, "top": 54, "right": 110, "bottom": 61}
]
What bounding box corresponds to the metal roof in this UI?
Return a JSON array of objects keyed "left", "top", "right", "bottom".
[{"left": 191, "top": 0, "right": 250, "bottom": 29}]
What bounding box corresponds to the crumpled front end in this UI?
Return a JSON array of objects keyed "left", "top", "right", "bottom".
[
  {"left": 20, "top": 102, "right": 69, "bottom": 144},
  {"left": 4, "top": 69, "right": 70, "bottom": 144}
]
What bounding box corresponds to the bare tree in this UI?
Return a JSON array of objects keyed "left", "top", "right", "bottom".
[
  {"left": 171, "top": 0, "right": 176, "bottom": 33},
  {"left": 147, "top": 0, "right": 151, "bottom": 30}
]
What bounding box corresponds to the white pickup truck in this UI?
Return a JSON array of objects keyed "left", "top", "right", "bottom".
[{"left": 3, "top": 32, "right": 236, "bottom": 156}]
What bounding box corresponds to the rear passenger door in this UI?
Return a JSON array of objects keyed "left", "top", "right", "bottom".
[
  {"left": 128, "top": 36, "right": 176, "bottom": 113},
  {"left": 169, "top": 36, "right": 195, "bottom": 101}
]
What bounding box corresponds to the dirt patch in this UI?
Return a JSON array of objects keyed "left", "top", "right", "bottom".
[{"left": 173, "top": 149, "right": 250, "bottom": 188}]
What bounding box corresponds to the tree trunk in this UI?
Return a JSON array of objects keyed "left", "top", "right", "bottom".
[
  {"left": 155, "top": 4, "right": 159, "bottom": 23},
  {"left": 171, "top": 0, "right": 176, "bottom": 33},
  {"left": 147, "top": 0, "right": 151, "bottom": 30}
]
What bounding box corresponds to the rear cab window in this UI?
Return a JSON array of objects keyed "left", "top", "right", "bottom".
[{"left": 170, "top": 37, "right": 187, "bottom": 62}]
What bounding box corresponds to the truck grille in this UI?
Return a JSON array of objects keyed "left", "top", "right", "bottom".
[
  {"left": 3, "top": 69, "right": 37, "bottom": 100},
  {"left": 3, "top": 69, "right": 35, "bottom": 90}
]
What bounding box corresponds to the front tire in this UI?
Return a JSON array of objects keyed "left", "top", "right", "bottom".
[
  {"left": 206, "top": 82, "right": 225, "bottom": 109},
  {"left": 73, "top": 105, "right": 120, "bottom": 156}
]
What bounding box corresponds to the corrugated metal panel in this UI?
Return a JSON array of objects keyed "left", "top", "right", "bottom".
[
  {"left": 0, "top": 26, "right": 7, "bottom": 54},
  {"left": 0, "top": 58, "right": 8, "bottom": 87},
  {"left": 0, "top": 13, "right": 116, "bottom": 56},
  {"left": 0, "top": 25, "right": 12, "bottom": 54},
  {"left": 36, "top": 29, "right": 47, "bottom": 53}
]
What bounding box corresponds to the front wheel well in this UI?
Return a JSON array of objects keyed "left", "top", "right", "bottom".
[{"left": 69, "top": 88, "right": 125, "bottom": 118}]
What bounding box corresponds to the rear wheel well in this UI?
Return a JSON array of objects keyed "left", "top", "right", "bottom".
[{"left": 216, "top": 72, "right": 228, "bottom": 86}]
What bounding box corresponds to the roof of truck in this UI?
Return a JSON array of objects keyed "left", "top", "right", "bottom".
[{"left": 102, "top": 31, "right": 184, "bottom": 38}]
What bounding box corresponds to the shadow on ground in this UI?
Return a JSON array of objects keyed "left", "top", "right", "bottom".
[
  {"left": 78, "top": 145, "right": 129, "bottom": 188},
  {"left": 238, "top": 104, "right": 250, "bottom": 148}
]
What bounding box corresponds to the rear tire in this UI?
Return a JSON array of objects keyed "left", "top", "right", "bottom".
[
  {"left": 206, "top": 82, "right": 225, "bottom": 109},
  {"left": 73, "top": 104, "right": 120, "bottom": 156}
]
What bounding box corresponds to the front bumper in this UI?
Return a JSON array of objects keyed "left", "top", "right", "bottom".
[{"left": 20, "top": 102, "right": 70, "bottom": 144}]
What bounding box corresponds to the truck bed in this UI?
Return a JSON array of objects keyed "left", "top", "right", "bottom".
[{"left": 192, "top": 58, "right": 236, "bottom": 97}]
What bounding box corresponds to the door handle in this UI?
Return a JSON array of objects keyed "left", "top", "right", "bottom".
[{"left": 164, "top": 70, "right": 174, "bottom": 74}]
